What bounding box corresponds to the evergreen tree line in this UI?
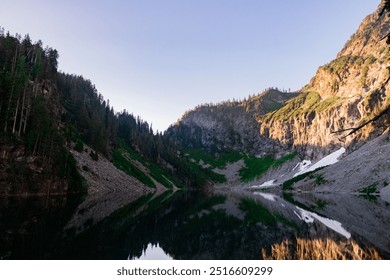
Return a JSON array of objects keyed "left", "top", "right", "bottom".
[
  {"left": 0, "top": 30, "right": 210, "bottom": 191},
  {"left": 0, "top": 29, "right": 83, "bottom": 193},
  {"left": 57, "top": 73, "right": 210, "bottom": 187}
]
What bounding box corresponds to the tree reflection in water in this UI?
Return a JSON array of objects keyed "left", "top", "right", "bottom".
[{"left": 262, "top": 238, "right": 382, "bottom": 260}]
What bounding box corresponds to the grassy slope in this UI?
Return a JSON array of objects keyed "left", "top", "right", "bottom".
[
  {"left": 239, "top": 152, "right": 298, "bottom": 183},
  {"left": 112, "top": 141, "right": 184, "bottom": 189},
  {"left": 186, "top": 148, "right": 298, "bottom": 184},
  {"left": 263, "top": 91, "right": 343, "bottom": 123},
  {"left": 184, "top": 148, "right": 244, "bottom": 184}
]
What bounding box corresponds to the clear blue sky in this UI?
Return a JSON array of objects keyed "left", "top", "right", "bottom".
[{"left": 0, "top": 0, "right": 380, "bottom": 132}]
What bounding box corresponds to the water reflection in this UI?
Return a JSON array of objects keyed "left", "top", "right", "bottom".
[
  {"left": 1, "top": 189, "right": 389, "bottom": 259},
  {"left": 0, "top": 194, "right": 83, "bottom": 259},
  {"left": 262, "top": 238, "right": 381, "bottom": 260},
  {"left": 254, "top": 192, "right": 351, "bottom": 238},
  {"left": 131, "top": 243, "right": 172, "bottom": 260},
  {"left": 59, "top": 189, "right": 390, "bottom": 259}
]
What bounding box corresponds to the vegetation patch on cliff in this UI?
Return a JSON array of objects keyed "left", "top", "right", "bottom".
[
  {"left": 282, "top": 167, "right": 326, "bottom": 191},
  {"left": 262, "top": 90, "right": 344, "bottom": 126},
  {"left": 186, "top": 148, "right": 243, "bottom": 168},
  {"left": 113, "top": 142, "right": 183, "bottom": 189},
  {"left": 185, "top": 148, "right": 298, "bottom": 184},
  {"left": 112, "top": 149, "right": 156, "bottom": 188},
  {"left": 262, "top": 92, "right": 321, "bottom": 122},
  {"left": 359, "top": 183, "right": 380, "bottom": 195},
  {"left": 239, "top": 152, "right": 298, "bottom": 183}
]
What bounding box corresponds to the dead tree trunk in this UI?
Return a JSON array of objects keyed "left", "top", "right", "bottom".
[
  {"left": 332, "top": 105, "right": 390, "bottom": 138},
  {"left": 12, "top": 95, "right": 20, "bottom": 134},
  {"left": 18, "top": 84, "right": 27, "bottom": 136}
]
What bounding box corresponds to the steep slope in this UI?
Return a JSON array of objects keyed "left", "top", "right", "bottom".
[
  {"left": 0, "top": 31, "right": 199, "bottom": 196},
  {"left": 0, "top": 33, "right": 85, "bottom": 195},
  {"left": 260, "top": 0, "right": 390, "bottom": 158},
  {"left": 286, "top": 128, "right": 390, "bottom": 200},
  {"left": 166, "top": 89, "right": 298, "bottom": 156}
]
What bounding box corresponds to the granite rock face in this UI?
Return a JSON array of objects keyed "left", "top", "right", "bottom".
[
  {"left": 166, "top": 89, "right": 298, "bottom": 156},
  {"left": 260, "top": 0, "right": 390, "bottom": 158}
]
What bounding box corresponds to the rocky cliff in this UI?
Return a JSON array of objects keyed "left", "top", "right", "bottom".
[
  {"left": 167, "top": 1, "right": 389, "bottom": 161},
  {"left": 260, "top": 0, "right": 390, "bottom": 158},
  {"left": 166, "top": 89, "right": 298, "bottom": 156}
]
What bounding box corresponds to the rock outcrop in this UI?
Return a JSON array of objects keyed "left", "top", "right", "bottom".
[
  {"left": 166, "top": 89, "right": 298, "bottom": 156},
  {"left": 260, "top": 0, "right": 390, "bottom": 158}
]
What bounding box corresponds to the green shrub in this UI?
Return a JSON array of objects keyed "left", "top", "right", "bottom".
[
  {"left": 282, "top": 167, "right": 325, "bottom": 190},
  {"left": 358, "top": 183, "right": 379, "bottom": 195},
  {"left": 315, "top": 199, "right": 327, "bottom": 210},
  {"left": 74, "top": 140, "right": 84, "bottom": 152},
  {"left": 315, "top": 175, "right": 327, "bottom": 185}
]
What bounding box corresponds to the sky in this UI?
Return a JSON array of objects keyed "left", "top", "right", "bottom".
[{"left": 0, "top": 0, "right": 380, "bottom": 132}]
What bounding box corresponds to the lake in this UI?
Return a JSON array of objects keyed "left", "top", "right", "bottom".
[{"left": 1, "top": 188, "right": 389, "bottom": 259}]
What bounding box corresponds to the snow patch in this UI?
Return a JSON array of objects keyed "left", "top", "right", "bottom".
[
  {"left": 294, "top": 148, "right": 346, "bottom": 177},
  {"left": 295, "top": 206, "right": 351, "bottom": 239},
  {"left": 254, "top": 192, "right": 276, "bottom": 202},
  {"left": 295, "top": 208, "right": 314, "bottom": 223},
  {"left": 250, "top": 179, "right": 276, "bottom": 189},
  {"left": 259, "top": 179, "right": 276, "bottom": 187},
  {"left": 292, "top": 160, "right": 312, "bottom": 172}
]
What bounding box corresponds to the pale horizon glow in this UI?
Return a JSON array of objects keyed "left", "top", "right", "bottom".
[{"left": 0, "top": 0, "right": 380, "bottom": 132}]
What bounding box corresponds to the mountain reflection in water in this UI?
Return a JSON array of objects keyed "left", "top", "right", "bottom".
[
  {"left": 0, "top": 189, "right": 389, "bottom": 259},
  {"left": 131, "top": 243, "right": 172, "bottom": 260}
]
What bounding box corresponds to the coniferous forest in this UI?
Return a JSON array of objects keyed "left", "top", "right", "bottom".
[{"left": 0, "top": 29, "right": 213, "bottom": 195}]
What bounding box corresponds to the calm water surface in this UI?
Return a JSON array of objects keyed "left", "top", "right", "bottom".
[{"left": 1, "top": 189, "right": 389, "bottom": 259}]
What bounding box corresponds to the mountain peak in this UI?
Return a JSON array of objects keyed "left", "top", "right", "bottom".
[
  {"left": 337, "top": 0, "right": 389, "bottom": 58},
  {"left": 259, "top": 1, "right": 389, "bottom": 158}
]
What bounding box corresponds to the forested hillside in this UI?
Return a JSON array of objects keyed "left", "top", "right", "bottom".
[
  {"left": 0, "top": 30, "right": 84, "bottom": 194},
  {"left": 0, "top": 30, "right": 215, "bottom": 195}
]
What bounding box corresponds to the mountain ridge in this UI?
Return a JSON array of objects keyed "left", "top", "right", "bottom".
[
  {"left": 167, "top": 0, "right": 389, "bottom": 161},
  {"left": 163, "top": 0, "right": 389, "bottom": 191},
  {"left": 166, "top": 88, "right": 298, "bottom": 156},
  {"left": 260, "top": 0, "right": 389, "bottom": 158}
]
